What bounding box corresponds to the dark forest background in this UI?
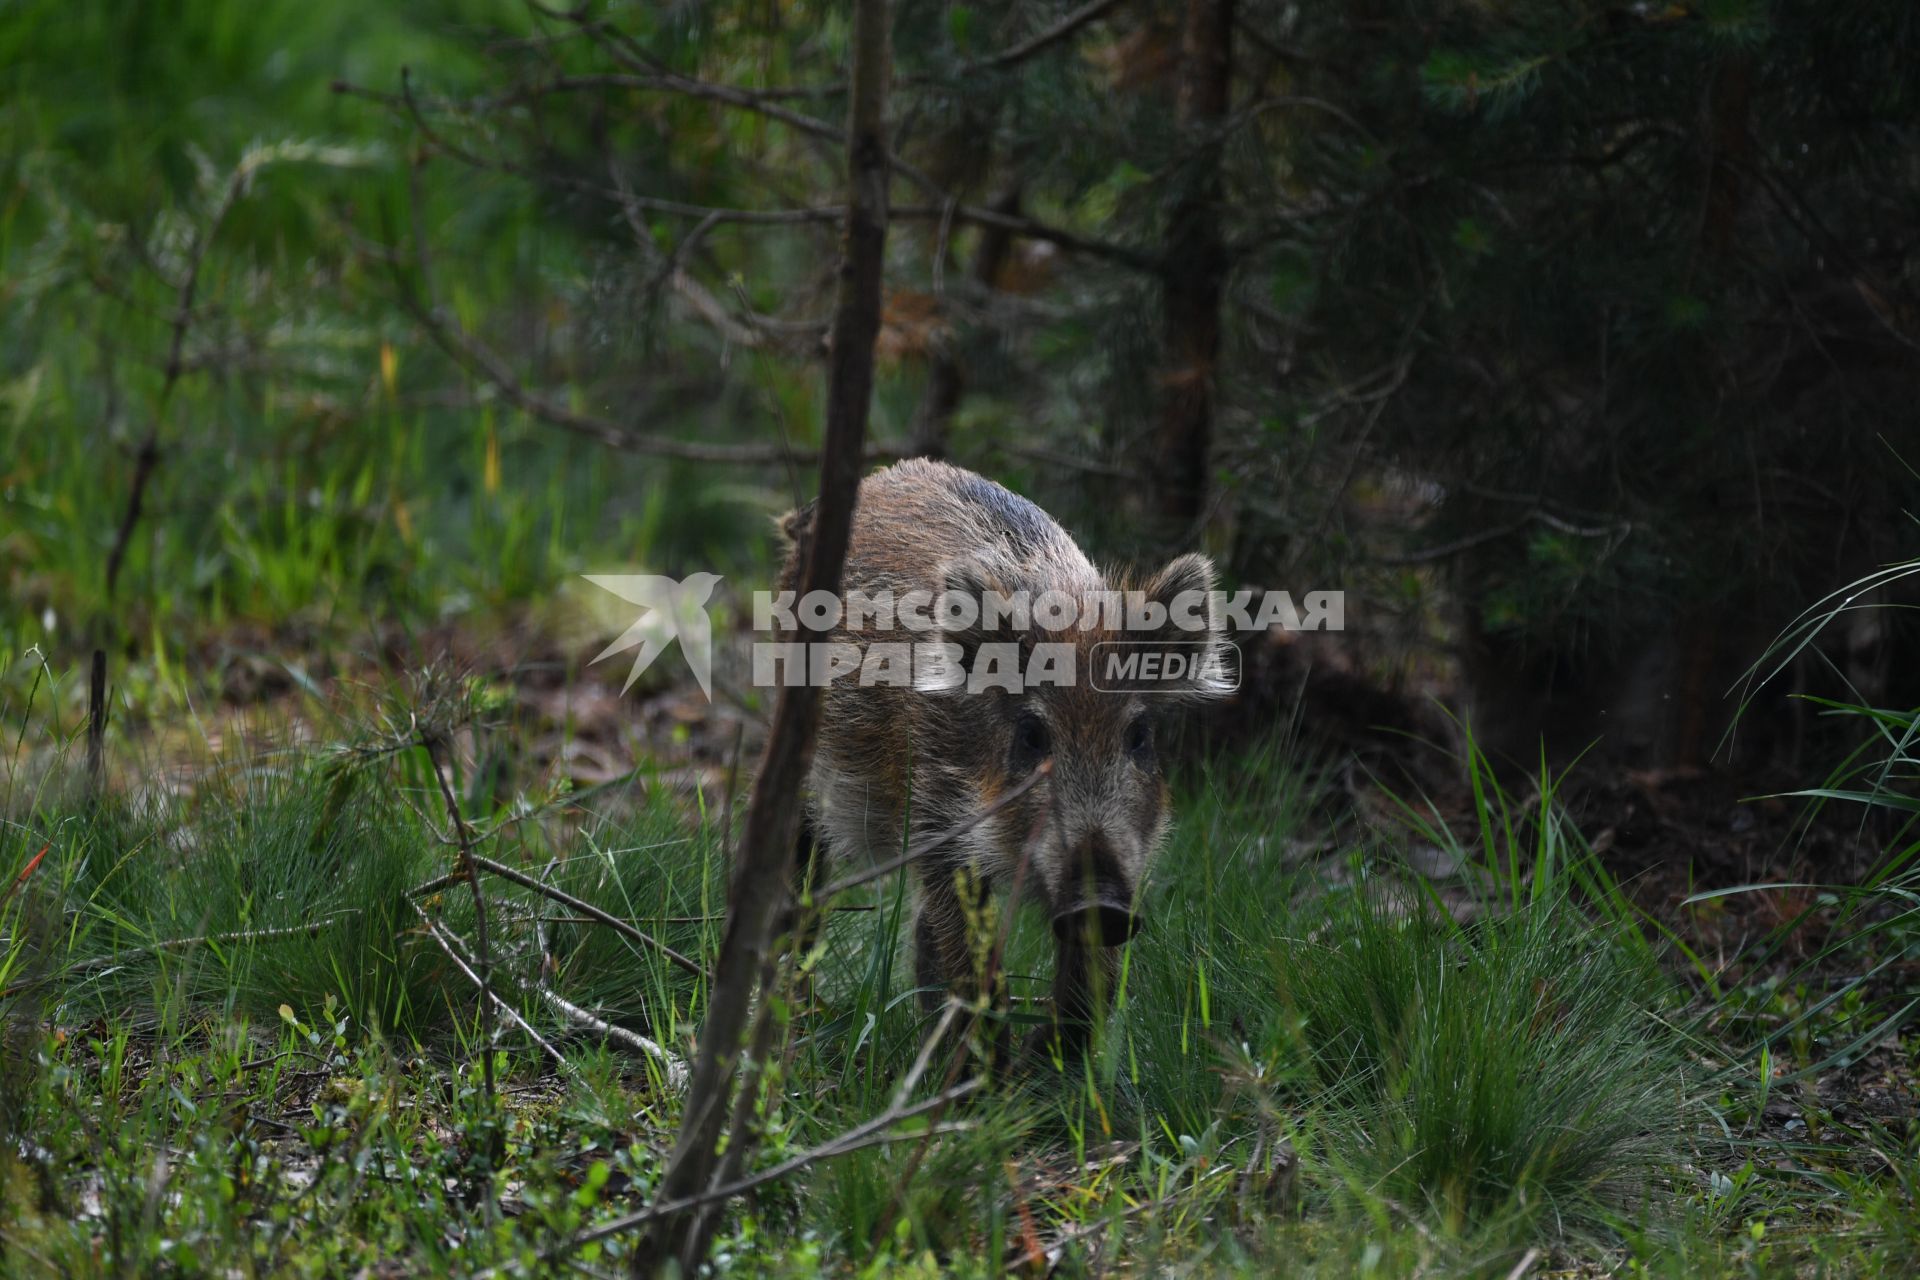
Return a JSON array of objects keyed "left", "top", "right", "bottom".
[{"left": 7, "top": 0, "right": 1918, "bottom": 780}]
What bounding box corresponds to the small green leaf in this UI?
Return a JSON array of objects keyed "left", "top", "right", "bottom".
[{"left": 1452, "top": 217, "right": 1490, "bottom": 255}]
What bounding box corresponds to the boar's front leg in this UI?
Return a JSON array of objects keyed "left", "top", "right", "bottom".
[
  {"left": 911, "top": 860, "right": 991, "bottom": 1011},
  {"left": 1042, "top": 939, "right": 1120, "bottom": 1060},
  {"left": 913, "top": 861, "right": 1017, "bottom": 1069}
]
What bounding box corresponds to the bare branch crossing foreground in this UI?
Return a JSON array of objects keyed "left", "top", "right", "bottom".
[
  {"left": 634, "top": 0, "right": 894, "bottom": 1270},
  {"left": 812, "top": 760, "right": 1051, "bottom": 901},
  {"left": 522, "top": 1007, "right": 976, "bottom": 1274},
  {"left": 532, "top": 1081, "right": 980, "bottom": 1267}
]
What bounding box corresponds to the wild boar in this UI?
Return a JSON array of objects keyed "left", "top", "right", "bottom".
[{"left": 776, "top": 458, "right": 1228, "bottom": 1053}]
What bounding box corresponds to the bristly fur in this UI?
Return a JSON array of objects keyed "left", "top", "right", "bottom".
[{"left": 779, "top": 458, "right": 1227, "bottom": 1054}]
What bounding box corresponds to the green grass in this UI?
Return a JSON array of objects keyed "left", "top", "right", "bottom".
[
  {"left": 2, "top": 648, "right": 1912, "bottom": 1276},
  {"left": 1, "top": 0, "right": 796, "bottom": 716},
  {"left": 1277, "top": 890, "right": 1683, "bottom": 1237},
  {"left": 0, "top": 716, "right": 1791, "bottom": 1275}
]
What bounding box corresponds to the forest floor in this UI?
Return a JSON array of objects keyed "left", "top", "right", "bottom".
[{"left": 1, "top": 620, "right": 1916, "bottom": 1277}]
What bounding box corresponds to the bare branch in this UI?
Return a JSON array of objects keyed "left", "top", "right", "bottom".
[
  {"left": 409, "top": 900, "right": 570, "bottom": 1072},
  {"left": 519, "top": 975, "right": 688, "bottom": 1088},
  {"left": 1376, "top": 509, "right": 1633, "bottom": 566},
  {"left": 530, "top": 72, "right": 848, "bottom": 144},
  {"left": 64, "top": 912, "right": 361, "bottom": 977},
  {"left": 637, "top": 1, "right": 894, "bottom": 1268},
  {"left": 971, "top": 0, "right": 1126, "bottom": 72},
  {"left": 423, "top": 734, "right": 498, "bottom": 1103},
  {"left": 464, "top": 19, "right": 1161, "bottom": 272},
  {"left": 410, "top": 891, "right": 686, "bottom": 1083},
  {"left": 813, "top": 761, "right": 1051, "bottom": 901},
  {"left": 351, "top": 69, "right": 1159, "bottom": 272},
  {"left": 386, "top": 228, "right": 881, "bottom": 464},
  {"left": 611, "top": 190, "right": 1156, "bottom": 271},
  {"left": 461, "top": 853, "right": 709, "bottom": 982},
  {"left": 903, "top": 202, "right": 1157, "bottom": 273},
  {"left": 542, "top": 1079, "right": 981, "bottom": 1261},
  {"left": 609, "top": 0, "right": 1125, "bottom": 101},
  {"left": 103, "top": 160, "right": 246, "bottom": 599}
]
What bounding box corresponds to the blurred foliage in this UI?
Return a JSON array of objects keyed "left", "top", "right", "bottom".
[
  {"left": 0, "top": 0, "right": 777, "bottom": 679},
  {"left": 1238, "top": 0, "right": 1920, "bottom": 670},
  {"left": 4, "top": 0, "right": 1920, "bottom": 733}
]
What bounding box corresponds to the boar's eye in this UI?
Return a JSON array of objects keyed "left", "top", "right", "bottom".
[
  {"left": 1011, "top": 712, "right": 1051, "bottom": 768},
  {"left": 1125, "top": 716, "right": 1154, "bottom": 761}
]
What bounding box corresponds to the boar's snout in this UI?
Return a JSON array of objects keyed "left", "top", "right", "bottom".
[
  {"left": 1050, "top": 897, "right": 1141, "bottom": 946},
  {"left": 1049, "top": 837, "right": 1141, "bottom": 945}
]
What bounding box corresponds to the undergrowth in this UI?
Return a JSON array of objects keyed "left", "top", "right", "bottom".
[{"left": 0, "top": 712, "right": 1774, "bottom": 1275}]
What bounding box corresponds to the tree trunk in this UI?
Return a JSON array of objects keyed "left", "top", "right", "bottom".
[
  {"left": 633, "top": 1, "right": 891, "bottom": 1272},
  {"left": 1150, "top": 0, "right": 1233, "bottom": 525},
  {"left": 909, "top": 184, "right": 1022, "bottom": 459}
]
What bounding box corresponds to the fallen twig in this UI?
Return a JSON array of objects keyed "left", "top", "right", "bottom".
[
  {"left": 63, "top": 912, "right": 362, "bottom": 976},
  {"left": 462, "top": 853, "right": 708, "bottom": 982},
  {"left": 409, "top": 899, "right": 569, "bottom": 1072},
  {"left": 409, "top": 886, "right": 687, "bottom": 1085},
  {"left": 516, "top": 974, "right": 687, "bottom": 1090},
  {"left": 539, "top": 1077, "right": 980, "bottom": 1263}
]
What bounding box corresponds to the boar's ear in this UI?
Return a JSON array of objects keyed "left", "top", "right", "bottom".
[
  {"left": 778, "top": 500, "right": 817, "bottom": 546},
  {"left": 1142, "top": 553, "right": 1219, "bottom": 637},
  {"left": 1144, "top": 553, "right": 1214, "bottom": 616},
  {"left": 776, "top": 500, "right": 817, "bottom": 582},
  {"left": 1140, "top": 553, "right": 1235, "bottom": 701}
]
